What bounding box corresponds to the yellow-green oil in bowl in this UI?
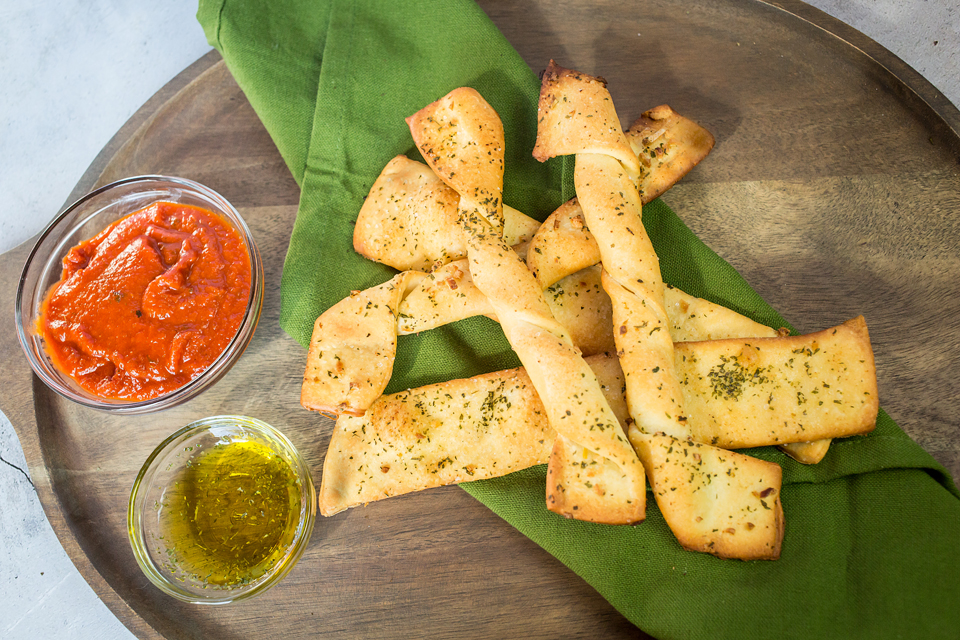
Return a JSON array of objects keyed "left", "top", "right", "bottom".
[
  {"left": 161, "top": 440, "right": 301, "bottom": 587},
  {"left": 129, "top": 416, "right": 316, "bottom": 603}
]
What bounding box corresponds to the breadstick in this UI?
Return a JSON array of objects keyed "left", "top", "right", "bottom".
[
  {"left": 354, "top": 155, "right": 540, "bottom": 272},
  {"left": 407, "top": 87, "right": 646, "bottom": 524},
  {"left": 677, "top": 317, "right": 878, "bottom": 448},
  {"left": 534, "top": 61, "right": 686, "bottom": 438},
  {"left": 301, "top": 271, "right": 423, "bottom": 416},
  {"left": 779, "top": 439, "right": 832, "bottom": 464},
  {"left": 318, "top": 366, "right": 554, "bottom": 516},
  {"left": 526, "top": 198, "right": 833, "bottom": 463},
  {"left": 630, "top": 433, "right": 785, "bottom": 560},
  {"left": 626, "top": 104, "right": 715, "bottom": 204},
  {"left": 534, "top": 61, "right": 784, "bottom": 557},
  {"left": 319, "top": 319, "right": 875, "bottom": 536},
  {"left": 355, "top": 99, "right": 717, "bottom": 273}
]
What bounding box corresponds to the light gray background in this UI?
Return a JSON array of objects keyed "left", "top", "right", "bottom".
[{"left": 0, "top": 1, "right": 957, "bottom": 638}]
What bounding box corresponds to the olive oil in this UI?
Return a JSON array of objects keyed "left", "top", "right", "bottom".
[{"left": 159, "top": 440, "right": 302, "bottom": 587}]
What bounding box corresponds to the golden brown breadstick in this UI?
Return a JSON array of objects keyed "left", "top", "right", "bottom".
[
  {"left": 408, "top": 87, "right": 646, "bottom": 524},
  {"left": 678, "top": 317, "right": 878, "bottom": 448},
  {"left": 318, "top": 319, "right": 875, "bottom": 534},
  {"left": 629, "top": 433, "right": 784, "bottom": 560},
  {"left": 301, "top": 271, "right": 423, "bottom": 416},
  {"left": 534, "top": 61, "right": 784, "bottom": 557},
  {"left": 354, "top": 155, "right": 540, "bottom": 272},
  {"left": 779, "top": 440, "right": 832, "bottom": 464},
  {"left": 318, "top": 366, "right": 554, "bottom": 516},
  {"left": 534, "top": 61, "right": 687, "bottom": 439},
  {"left": 626, "top": 104, "right": 716, "bottom": 204}
]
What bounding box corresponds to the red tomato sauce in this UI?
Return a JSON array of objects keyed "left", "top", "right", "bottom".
[{"left": 38, "top": 202, "right": 252, "bottom": 401}]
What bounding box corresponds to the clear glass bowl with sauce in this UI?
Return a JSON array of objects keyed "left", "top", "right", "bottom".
[
  {"left": 15, "top": 175, "right": 263, "bottom": 414},
  {"left": 128, "top": 415, "right": 316, "bottom": 604}
]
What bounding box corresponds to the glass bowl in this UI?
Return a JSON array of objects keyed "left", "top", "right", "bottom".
[
  {"left": 15, "top": 175, "right": 263, "bottom": 414},
  {"left": 128, "top": 416, "right": 316, "bottom": 604}
]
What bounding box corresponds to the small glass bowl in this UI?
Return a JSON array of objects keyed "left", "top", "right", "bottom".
[
  {"left": 15, "top": 175, "right": 263, "bottom": 414},
  {"left": 128, "top": 416, "right": 316, "bottom": 604}
]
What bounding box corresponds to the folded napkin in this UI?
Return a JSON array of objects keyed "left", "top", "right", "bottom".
[{"left": 198, "top": 1, "right": 960, "bottom": 637}]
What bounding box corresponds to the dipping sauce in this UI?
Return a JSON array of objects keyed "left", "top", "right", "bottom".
[
  {"left": 158, "top": 439, "right": 302, "bottom": 587},
  {"left": 37, "top": 201, "right": 252, "bottom": 400}
]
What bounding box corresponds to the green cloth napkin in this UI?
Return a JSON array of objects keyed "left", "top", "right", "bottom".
[{"left": 198, "top": 1, "right": 960, "bottom": 637}]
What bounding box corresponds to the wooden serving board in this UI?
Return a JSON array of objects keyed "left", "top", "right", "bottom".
[{"left": 2, "top": 1, "right": 959, "bottom": 638}]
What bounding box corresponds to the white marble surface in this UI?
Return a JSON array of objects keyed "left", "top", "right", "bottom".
[{"left": 0, "top": 1, "right": 957, "bottom": 638}]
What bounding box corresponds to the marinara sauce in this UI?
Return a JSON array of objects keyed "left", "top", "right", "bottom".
[{"left": 38, "top": 201, "right": 252, "bottom": 401}]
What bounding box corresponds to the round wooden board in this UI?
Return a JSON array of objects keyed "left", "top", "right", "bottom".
[{"left": 2, "top": 1, "right": 959, "bottom": 638}]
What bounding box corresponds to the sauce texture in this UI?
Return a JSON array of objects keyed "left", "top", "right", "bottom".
[{"left": 38, "top": 201, "right": 252, "bottom": 400}]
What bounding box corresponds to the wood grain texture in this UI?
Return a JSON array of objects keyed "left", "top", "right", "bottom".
[{"left": 2, "top": 1, "right": 959, "bottom": 638}]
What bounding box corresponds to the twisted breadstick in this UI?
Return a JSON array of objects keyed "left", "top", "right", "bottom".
[
  {"left": 354, "top": 155, "right": 541, "bottom": 272},
  {"left": 407, "top": 87, "right": 646, "bottom": 524},
  {"left": 301, "top": 271, "right": 423, "bottom": 416},
  {"left": 534, "top": 61, "right": 785, "bottom": 556},
  {"left": 525, "top": 199, "right": 832, "bottom": 464},
  {"left": 535, "top": 61, "right": 691, "bottom": 431}
]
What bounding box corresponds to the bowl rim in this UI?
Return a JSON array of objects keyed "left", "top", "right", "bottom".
[
  {"left": 15, "top": 175, "right": 264, "bottom": 414},
  {"left": 127, "top": 415, "right": 317, "bottom": 604}
]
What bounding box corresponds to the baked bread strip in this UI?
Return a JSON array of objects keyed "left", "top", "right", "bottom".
[
  {"left": 318, "top": 366, "right": 554, "bottom": 516},
  {"left": 626, "top": 104, "right": 716, "bottom": 204},
  {"left": 300, "top": 271, "right": 423, "bottom": 415},
  {"left": 532, "top": 65, "right": 641, "bottom": 177},
  {"left": 534, "top": 60, "right": 687, "bottom": 438},
  {"left": 779, "top": 440, "right": 832, "bottom": 464},
  {"left": 630, "top": 433, "right": 785, "bottom": 560},
  {"left": 320, "top": 318, "right": 873, "bottom": 527},
  {"left": 301, "top": 271, "right": 423, "bottom": 416},
  {"left": 677, "top": 316, "right": 878, "bottom": 448},
  {"left": 544, "top": 349, "right": 644, "bottom": 523},
  {"left": 665, "top": 286, "right": 783, "bottom": 343},
  {"left": 535, "top": 60, "right": 783, "bottom": 557},
  {"left": 408, "top": 87, "right": 646, "bottom": 524},
  {"left": 354, "top": 155, "right": 539, "bottom": 272},
  {"left": 527, "top": 149, "right": 834, "bottom": 464}
]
